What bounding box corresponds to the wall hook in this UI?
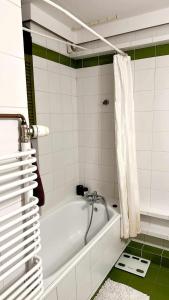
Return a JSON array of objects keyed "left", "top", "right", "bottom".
[{"left": 102, "top": 99, "right": 109, "bottom": 105}]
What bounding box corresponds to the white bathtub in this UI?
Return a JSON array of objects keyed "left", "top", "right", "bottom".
[{"left": 40, "top": 199, "right": 127, "bottom": 300}]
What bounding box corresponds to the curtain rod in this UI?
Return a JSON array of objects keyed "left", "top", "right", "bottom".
[
  {"left": 22, "top": 27, "right": 89, "bottom": 51},
  {"left": 41, "top": 0, "right": 126, "bottom": 56}
]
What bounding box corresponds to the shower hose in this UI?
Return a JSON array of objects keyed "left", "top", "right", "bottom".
[{"left": 84, "top": 197, "right": 110, "bottom": 245}]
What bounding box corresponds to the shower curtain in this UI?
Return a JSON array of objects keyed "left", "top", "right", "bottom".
[{"left": 113, "top": 54, "right": 140, "bottom": 239}]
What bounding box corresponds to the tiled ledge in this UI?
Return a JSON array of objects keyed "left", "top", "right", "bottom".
[
  {"left": 126, "top": 241, "right": 169, "bottom": 267},
  {"left": 30, "top": 42, "right": 169, "bottom": 69}
]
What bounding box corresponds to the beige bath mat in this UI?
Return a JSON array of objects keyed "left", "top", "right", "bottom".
[{"left": 94, "top": 279, "right": 149, "bottom": 300}]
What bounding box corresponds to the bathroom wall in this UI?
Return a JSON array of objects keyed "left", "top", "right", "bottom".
[
  {"left": 77, "top": 64, "right": 117, "bottom": 203},
  {"left": 31, "top": 31, "right": 79, "bottom": 214},
  {"left": 133, "top": 54, "right": 169, "bottom": 239},
  {"left": 28, "top": 21, "right": 169, "bottom": 238},
  {"left": 0, "top": 0, "right": 28, "bottom": 293},
  {"left": 0, "top": 0, "right": 28, "bottom": 154}
]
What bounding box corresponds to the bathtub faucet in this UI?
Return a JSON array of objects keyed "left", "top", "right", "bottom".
[
  {"left": 84, "top": 191, "right": 104, "bottom": 204},
  {"left": 84, "top": 191, "right": 109, "bottom": 214},
  {"left": 84, "top": 191, "right": 99, "bottom": 204}
]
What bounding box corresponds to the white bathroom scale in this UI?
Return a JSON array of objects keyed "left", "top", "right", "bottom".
[{"left": 115, "top": 252, "right": 150, "bottom": 277}]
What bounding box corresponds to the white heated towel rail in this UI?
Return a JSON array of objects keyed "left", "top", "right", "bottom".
[{"left": 0, "top": 149, "right": 43, "bottom": 300}]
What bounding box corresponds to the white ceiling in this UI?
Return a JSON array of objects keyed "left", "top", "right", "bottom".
[{"left": 31, "top": 0, "right": 169, "bottom": 29}]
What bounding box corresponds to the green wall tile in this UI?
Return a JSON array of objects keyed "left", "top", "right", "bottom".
[
  {"left": 60, "top": 53, "right": 71, "bottom": 66},
  {"left": 32, "top": 43, "right": 47, "bottom": 59},
  {"left": 126, "top": 49, "right": 135, "bottom": 60},
  {"left": 99, "top": 54, "right": 113, "bottom": 65},
  {"left": 47, "top": 49, "right": 59, "bottom": 63},
  {"left": 156, "top": 44, "right": 169, "bottom": 56},
  {"left": 135, "top": 46, "right": 156, "bottom": 60},
  {"left": 83, "top": 56, "right": 99, "bottom": 68},
  {"left": 30, "top": 42, "right": 169, "bottom": 70},
  {"left": 71, "top": 59, "right": 82, "bottom": 69}
]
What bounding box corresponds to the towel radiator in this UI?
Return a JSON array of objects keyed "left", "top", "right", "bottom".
[
  {"left": 0, "top": 149, "right": 43, "bottom": 299},
  {"left": 0, "top": 114, "right": 48, "bottom": 300}
]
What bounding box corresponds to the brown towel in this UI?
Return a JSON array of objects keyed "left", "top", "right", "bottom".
[{"left": 33, "top": 162, "right": 45, "bottom": 207}]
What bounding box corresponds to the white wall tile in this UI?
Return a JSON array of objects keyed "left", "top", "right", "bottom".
[
  {"left": 99, "top": 75, "right": 114, "bottom": 94},
  {"left": 135, "top": 112, "right": 153, "bottom": 131},
  {"left": 135, "top": 58, "right": 155, "bottom": 70},
  {"left": 155, "top": 67, "right": 169, "bottom": 90},
  {"left": 77, "top": 76, "right": 99, "bottom": 96},
  {"left": 140, "top": 188, "right": 151, "bottom": 211},
  {"left": 152, "top": 171, "right": 169, "bottom": 191},
  {"left": 39, "top": 153, "right": 53, "bottom": 175},
  {"left": 153, "top": 111, "right": 169, "bottom": 131},
  {"left": 134, "top": 69, "right": 155, "bottom": 91},
  {"left": 48, "top": 72, "right": 60, "bottom": 93},
  {"left": 156, "top": 55, "right": 169, "bottom": 68},
  {"left": 35, "top": 91, "right": 51, "bottom": 114},
  {"left": 136, "top": 132, "right": 152, "bottom": 151},
  {"left": 61, "top": 75, "right": 73, "bottom": 95},
  {"left": 154, "top": 90, "right": 169, "bottom": 110},
  {"left": 152, "top": 152, "right": 169, "bottom": 171},
  {"left": 47, "top": 61, "right": 60, "bottom": 73},
  {"left": 151, "top": 189, "right": 169, "bottom": 212},
  {"left": 101, "top": 113, "right": 114, "bottom": 131},
  {"left": 138, "top": 170, "right": 151, "bottom": 188},
  {"left": 152, "top": 132, "right": 169, "bottom": 151},
  {"left": 0, "top": 53, "right": 27, "bottom": 108},
  {"left": 33, "top": 56, "right": 79, "bottom": 215},
  {"left": 34, "top": 68, "right": 48, "bottom": 92},
  {"left": 136, "top": 151, "right": 151, "bottom": 170},
  {"left": 33, "top": 55, "right": 47, "bottom": 70},
  {"left": 134, "top": 91, "right": 154, "bottom": 112},
  {"left": 0, "top": 0, "right": 24, "bottom": 58}
]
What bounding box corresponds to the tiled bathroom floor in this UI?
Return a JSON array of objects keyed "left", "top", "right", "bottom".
[
  {"left": 109, "top": 263, "right": 169, "bottom": 300},
  {"left": 92, "top": 241, "right": 169, "bottom": 299}
]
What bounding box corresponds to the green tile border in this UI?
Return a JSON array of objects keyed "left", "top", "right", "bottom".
[
  {"left": 125, "top": 240, "right": 169, "bottom": 267},
  {"left": 135, "top": 46, "right": 156, "bottom": 60},
  {"left": 30, "top": 42, "right": 169, "bottom": 69}
]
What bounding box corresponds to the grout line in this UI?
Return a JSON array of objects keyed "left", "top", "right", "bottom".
[
  {"left": 160, "top": 249, "right": 164, "bottom": 266},
  {"left": 141, "top": 244, "right": 144, "bottom": 257}
]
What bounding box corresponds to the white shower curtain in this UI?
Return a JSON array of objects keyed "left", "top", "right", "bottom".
[{"left": 113, "top": 54, "right": 140, "bottom": 239}]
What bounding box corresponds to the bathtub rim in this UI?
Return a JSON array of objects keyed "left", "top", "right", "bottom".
[{"left": 41, "top": 199, "right": 121, "bottom": 297}]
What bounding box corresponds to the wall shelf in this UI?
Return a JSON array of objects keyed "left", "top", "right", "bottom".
[{"left": 141, "top": 210, "right": 169, "bottom": 221}]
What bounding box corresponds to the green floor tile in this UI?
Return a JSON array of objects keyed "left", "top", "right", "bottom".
[
  {"left": 91, "top": 244, "right": 169, "bottom": 300},
  {"left": 155, "top": 266, "right": 169, "bottom": 287},
  {"left": 125, "top": 246, "right": 142, "bottom": 256},
  {"left": 129, "top": 240, "right": 143, "bottom": 249},
  {"left": 143, "top": 245, "right": 163, "bottom": 255},
  {"left": 150, "top": 283, "right": 169, "bottom": 300},
  {"left": 163, "top": 250, "right": 169, "bottom": 258},
  {"left": 161, "top": 256, "right": 169, "bottom": 268},
  {"left": 142, "top": 251, "right": 161, "bottom": 265},
  {"left": 91, "top": 263, "right": 169, "bottom": 299}
]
